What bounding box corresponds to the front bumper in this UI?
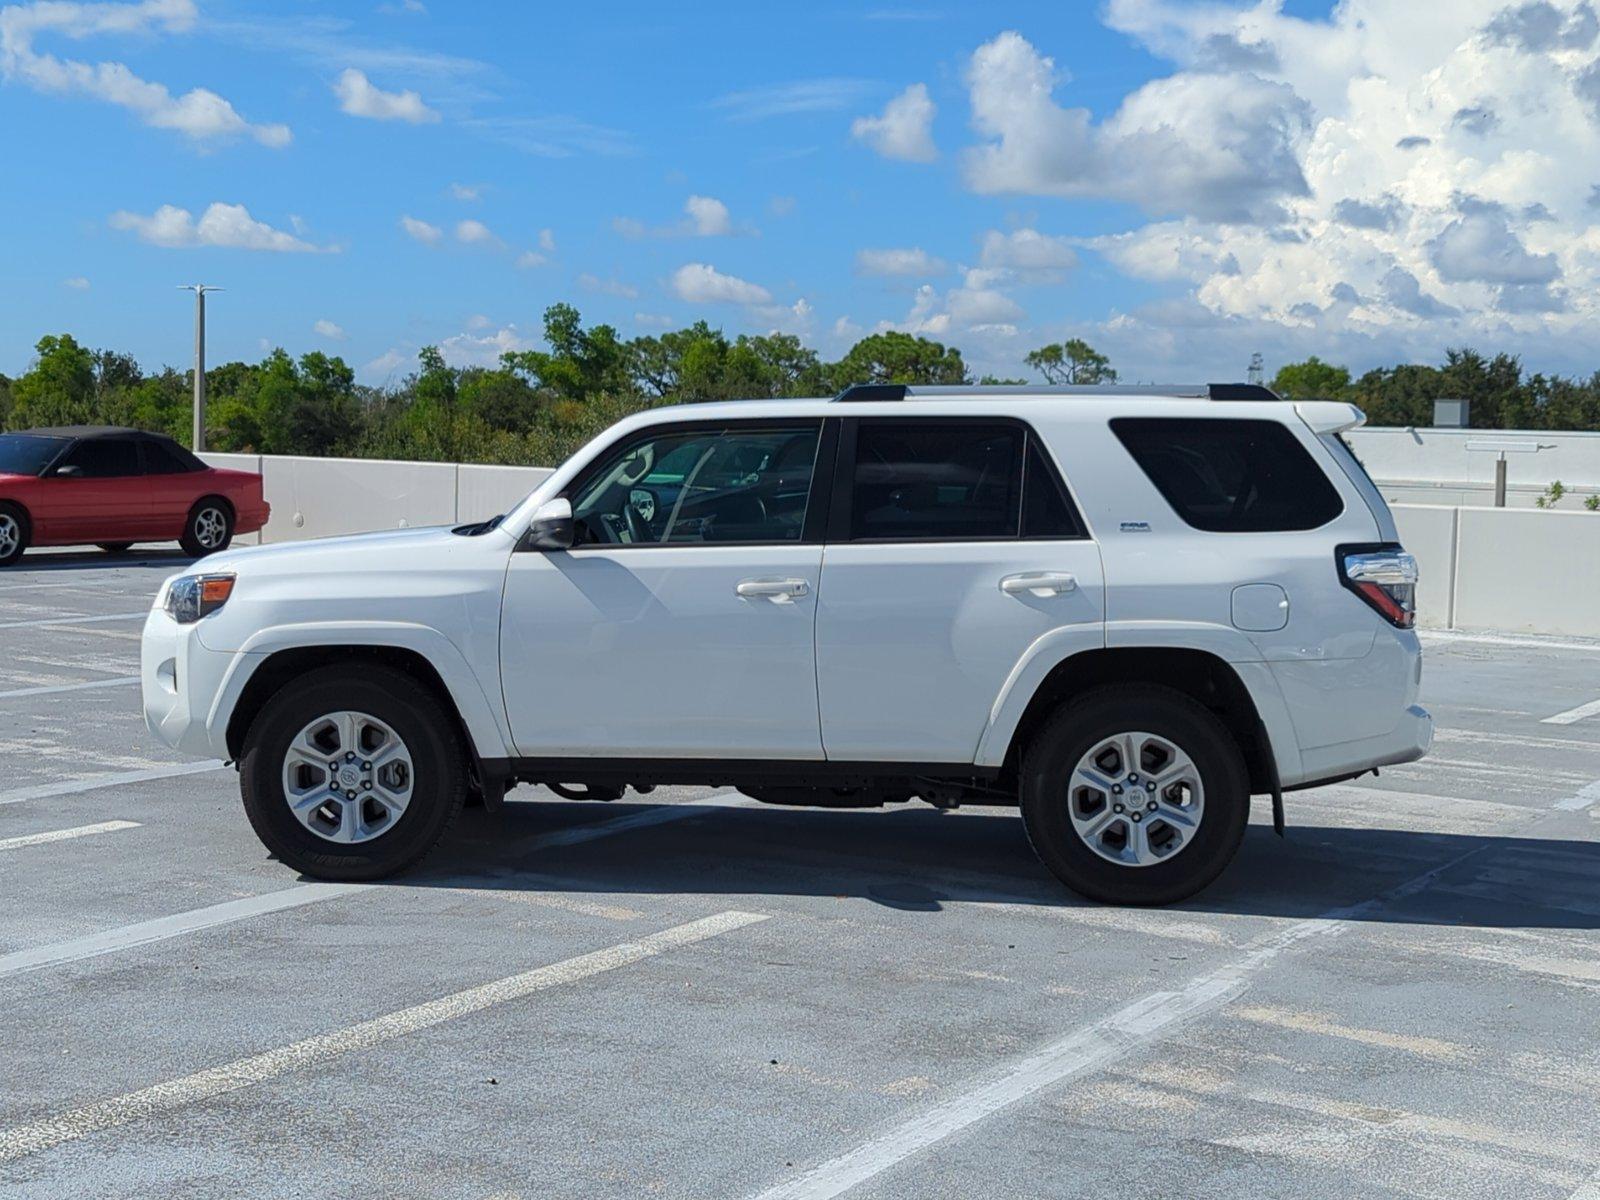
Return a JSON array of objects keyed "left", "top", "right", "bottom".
[{"left": 141, "top": 606, "right": 258, "bottom": 760}]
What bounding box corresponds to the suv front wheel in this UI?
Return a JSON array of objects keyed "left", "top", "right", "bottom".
[
  {"left": 1020, "top": 685, "right": 1249, "bottom": 905},
  {"left": 240, "top": 665, "right": 466, "bottom": 880}
]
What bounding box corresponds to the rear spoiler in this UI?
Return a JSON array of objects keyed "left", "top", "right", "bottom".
[{"left": 1295, "top": 401, "right": 1366, "bottom": 435}]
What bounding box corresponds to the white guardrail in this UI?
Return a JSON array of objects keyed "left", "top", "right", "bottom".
[{"left": 201, "top": 448, "right": 1600, "bottom": 639}]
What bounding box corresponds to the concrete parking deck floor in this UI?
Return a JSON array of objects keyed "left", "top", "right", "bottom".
[{"left": 0, "top": 549, "right": 1596, "bottom": 1200}]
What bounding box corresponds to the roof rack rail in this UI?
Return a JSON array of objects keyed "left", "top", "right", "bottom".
[{"left": 831, "top": 382, "right": 1280, "bottom": 403}]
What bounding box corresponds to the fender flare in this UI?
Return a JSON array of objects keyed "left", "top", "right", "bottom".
[{"left": 205, "top": 620, "right": 512, "bottom": 761}]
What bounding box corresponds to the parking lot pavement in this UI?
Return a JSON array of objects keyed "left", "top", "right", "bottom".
[{"left": 1, "top": 550, "right": 1597, "bottom": 1200}]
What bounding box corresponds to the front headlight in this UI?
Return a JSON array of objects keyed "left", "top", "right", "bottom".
[{"left": 163, "top": 573, "right": 236, "bottom": 624}]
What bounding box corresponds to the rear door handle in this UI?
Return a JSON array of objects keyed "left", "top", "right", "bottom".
[
  {"left": 736, "top": 577, "right": 810, "bottom": 602},
  {"left": 1000, "top": 572, "right": 1077, "bottom": 597}
]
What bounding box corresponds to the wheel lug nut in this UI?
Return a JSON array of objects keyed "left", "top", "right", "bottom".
[
  {"left": 362, "top": 781, "right": 372, "bottom": 791},
  {"left": 346, "top": 790, "right": 357, "bottom": 800},
  {"left": 362, "top": 761, "right": 371, "bottom": 770},
  {"left": 1113, "top": 803, "right": 1125, "bottom": 813},
  {"left": 1145, "top": 782, "right": 1156, "bottom": 792},
  {"left": 345, "top": 752, "right": 356, "bottom": 762},
  {"left": 1131, "top": 812, "right": 1142, "bottom": 822},
  {"left": 1129, "top": 774, "right": 1139, "bottom": 784},
  {"left": 1147, "top": 801, "right": 1158, "bottom": 812},
  {"left": 1111, "top": 784, "right": 1123, "bottom": 795}
]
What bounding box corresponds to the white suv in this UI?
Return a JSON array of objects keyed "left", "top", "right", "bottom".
[{"left": 142, "top": 384, "right": 1431, "bottom": 905}]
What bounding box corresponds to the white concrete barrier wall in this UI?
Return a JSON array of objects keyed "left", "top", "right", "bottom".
[
  {"left": 1346, "top": 426, "right": 1600, "bottom": 510},
  {"left": 1390, "top": 505, "right": 1458, "bottom": 630},
  {"left": 201, "top": 452, "right": 551, "bottom": 544},
  {"left": 1451, "top": 508, "right": 1600, "bottom": 637}
]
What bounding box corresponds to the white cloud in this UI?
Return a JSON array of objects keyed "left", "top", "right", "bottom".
[
  {"left": 333, "top": 67, "right": 439, "bottom": 123},
  {"left": 769, "top": 195, "right": 797, "bottom": 217},
  {"left": 711, "top": 77, "right": 874, "bottom": 121},
  {"left": 110, "top": 202, "right": 327, "bottom": 251},
  {"left": 612, "top": 216, "right": 648, "bottom": 239},
  {"left": 313, "top": 318, "right": 347, "bottom": 341},
  {"left": 448, "top": 182, "right": 481, "bottom": 201},
  {"left": 515, "top": 250, "right": 546, "bottom": 269},
  {"left": 377, "top": 0, "right": 427, "bottom": 13},
  {"left": 63, "top": 275, "right": 89, "bottom": 290},
  {"left": 685, "top": 194, "right": 733, "bottom": 236},
  {"left": 855, "top": 247, "right": 949, "bottom": 277},
  {"left": 578, "top": 273, "right": 640, "bottom": 299},
  {"left": 399, "top": 214, "right": 442, "bottom": 244},
  {"left": 538, "top": 227, "right": 556, "bottom": 252},
  {"left": 851, "top": 82, "right": 937, "bottom": 162},
  {"left": 670, "top": 262, "right": 772, "bottom": 305},
  {"left": 0, "top": 0, "right": 290, "bottom": 146},
  {"left": 454, "top": 218, "right": 498, "bottom": 246},
  {"left": 438, "top": 325, "right": 530, "bottom": 367},
  {"left": 978, "top": 228, "right": 1078, "bottom": 282}
]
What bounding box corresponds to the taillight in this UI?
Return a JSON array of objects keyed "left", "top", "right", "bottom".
[{"left": 1340, "top": 547, "right": 1417, "bottom": 629}]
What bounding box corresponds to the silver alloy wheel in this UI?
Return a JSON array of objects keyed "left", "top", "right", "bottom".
[
  {"left": 193, "top": 506, "right": 228, "bottom": 550},
  {"left": 1066, "top": 730, "right": 1205, "bottom": 868},
  {"left": 281, "top": 711, "right": 414, "bottom": 844},
  {"left": 0, "top": 514, "right": 17, "bottom": 557}
]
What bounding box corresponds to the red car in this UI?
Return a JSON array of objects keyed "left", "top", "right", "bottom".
[{"left": 0, "top": 426, "right": 270, "bottom": 566}]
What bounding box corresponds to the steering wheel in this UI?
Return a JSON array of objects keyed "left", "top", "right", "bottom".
[{"left": 623, "top": 501, "right": 649, "bottom": 543}]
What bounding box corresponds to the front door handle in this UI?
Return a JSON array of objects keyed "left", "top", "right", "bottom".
[
  {"left": 736, "top": 577, "right": 810, "bottom": 602},
  {"left": 1000, "top": 572, "right": 1077, "bottom": 597}
]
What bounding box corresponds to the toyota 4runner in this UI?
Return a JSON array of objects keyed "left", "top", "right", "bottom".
[{"left": 142, "top": 384, "right": 1432, "bottom": 905}]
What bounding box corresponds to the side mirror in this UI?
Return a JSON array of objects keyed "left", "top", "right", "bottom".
[
  {"left": 54, "top": 464, "right": 84, "bottom": 479},
  {"left": 525, "top": 497, "right": 574, "bottom": 551}
]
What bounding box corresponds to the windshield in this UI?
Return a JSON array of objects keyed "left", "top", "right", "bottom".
[{"left": 0, "top": 434, "right": 68, "bottom": 477}]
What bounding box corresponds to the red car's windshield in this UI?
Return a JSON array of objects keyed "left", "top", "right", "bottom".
[{"left": 0, "top": 434, "right": 68, "bottom": 476}]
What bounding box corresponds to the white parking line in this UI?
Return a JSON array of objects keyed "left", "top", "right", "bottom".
[
  {"left": 0, "top": 675, "right": 138, "bottom": 700},
  {"left": 1543, "top": 697, "right": 1600, "bottom": 726},
  {"left": 747, "top": 845, "right": 1487, "bottom": 1200},
  {"left": 1555, "top": 780, "right": 1600, "bottom": 813},
  {"left": 0, "top": 910, "right": 769, "bottom": 1165},
  {"left": 0, "top": 820, "right": 140, "bottom": 853},
  {"left": 0, "top": 611, "right": 148, "bottom": 630},
  {"left": 0, "top": 883, "right": 368, "bottom": 979},
  {"left": 1570, "top": 1167, "right": 1600, "bottom": 1200},
  {"left": 0, "top": 761, "right": 226, "bottom": 807},
  {"left": 1421, "top": 630, "right": 1600, "bottom": 655}
]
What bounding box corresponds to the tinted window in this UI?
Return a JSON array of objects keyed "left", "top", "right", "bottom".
[
  {"left": 141, "top": 438, "right": 201, "bottom": 474},
  {"left": 57, "top": 438, "right": 140, "bottom": 479},
  {"left": 1111, "top": 417, "right": 1342, "bottom": 532},
  {"left": 572, "top": 425, "right": 820, "bottom": 545},
  {"left": 0, "top": 434, "right": 67, "bottom": 476},
  {"left": 851, "top": 422, "right": 1021, "bottom": 541},
  {"left": 1022, "top": 439, "right": 1082, "bottom": 538}
]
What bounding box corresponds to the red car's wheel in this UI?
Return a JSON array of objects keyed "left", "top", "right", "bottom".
[
  {"left": 180, "top": 497, "right": 233, "bottom": 558},
  {"left": 0, "top": 503, "right": 28, "bottom": 567}
]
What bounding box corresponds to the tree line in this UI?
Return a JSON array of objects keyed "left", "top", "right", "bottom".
[{"left": 1, "top": 307, "right": 1594, "bottom": 468}]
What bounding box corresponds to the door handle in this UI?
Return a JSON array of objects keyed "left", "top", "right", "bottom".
[
  {"left": 1000, "top": 572, "right": 1077, "bottom": 597},
  {"left": 736, "top": 577, "right": 810, "bottom": 602}
]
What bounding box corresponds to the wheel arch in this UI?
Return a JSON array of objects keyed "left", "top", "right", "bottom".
[
  {"left": 219, "top": 628, "right": 510, "bottom": 772},
  {"left": 983, "top": 645, "right": 1288, "bottom": 797}
]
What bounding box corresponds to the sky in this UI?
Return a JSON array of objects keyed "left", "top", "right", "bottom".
[{"left": 5, "top": 0, "right": 1600, "bottom": 387}]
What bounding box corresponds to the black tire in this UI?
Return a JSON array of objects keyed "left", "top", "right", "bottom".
[
  {"left": 180, "top": 497, "right": 233, "bottom": 557},
  {"left": 1020, "top": 684, "right": 1250, "bottom": 906},
  {"left": 0, "top": 502, "right": 27, "bottom": 567},
  {"left": 240, "top": 665, "right": 467, "bottom": 880},
  {"left": 97, "top": 542, "right": 135, "bottom": 554}
]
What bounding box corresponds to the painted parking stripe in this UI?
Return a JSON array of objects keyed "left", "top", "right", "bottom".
[
  {"left": 0, "top": 675, "right": 139, "bottom": 700},
  {"left": 747, "top": 845, "right": 1488, "bottom": 1200},
  {"left": 1570, "top": 1167, "right": 1600, "bottom": 1200},
  {"left": 1420, "top": 630, "right": 1600, "bottom": 655},
  {"left": 0, "top": 820, "right": 140, "bottom": 854},
  {"left": 1543, "top": 697, "right": 1600, "bottom": 726},
  {"left": 0, "top": 910, "right": 768, "bottom": 1165},
  {"left": 0, "top": 761, "right": 226, "bottom": 807},
  {"left": 1555, "top": 780, "right": 1600, "bottom": 812},
  {"left": 0, "top": 611, "right": 148, "bottom": 630},
  {"left": 0, "top": 883, "right": 367, "bottom": 979}
]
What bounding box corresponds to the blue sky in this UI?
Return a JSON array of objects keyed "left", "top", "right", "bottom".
[{"left": 7, "top": 0, "right": 1598, "bottom": 387}]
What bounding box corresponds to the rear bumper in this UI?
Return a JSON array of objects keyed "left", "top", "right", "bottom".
[
  {"left": 1294, "top": 703, "right": 1433, "bottom": 785},
  {"left": 236, "top": 502, "right": 271, "bottom": 535}
]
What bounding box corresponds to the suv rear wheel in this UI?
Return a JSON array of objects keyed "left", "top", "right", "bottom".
[
  {"left": 240, "top": 665, "right": 466, "bottom": 880},
  {"left": 1020, "top": 685, "right": 1249, "bottom": 905}
]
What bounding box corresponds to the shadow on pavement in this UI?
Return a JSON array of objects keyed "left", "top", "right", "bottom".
[
  {"left": 9, "top": 548, "right": 195, "bottom": 574},
  {"left": 406, "top": 797, "right": 1600, "bottom": 931}
]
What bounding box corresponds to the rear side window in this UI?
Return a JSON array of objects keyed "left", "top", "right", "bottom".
[
  {"left": 1111, "top": 418, "right": 1342, "bottom": 533},
  {"left": 141, "top": 438, "right": 202, "bottom": 474},
  {"left": 56, "top": 438, "right": 140, "bottom": 479},
  {"left": 851, "top": 422, "right": 1021, "bottom": 540}
]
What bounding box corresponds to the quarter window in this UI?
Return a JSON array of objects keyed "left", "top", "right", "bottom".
[
  {"left": 141, "top": 438, "right": 202, "bottom": 474},
  {"left": 571, "top": 425, "right": 821, "bottom": 546},
  {"left": 1111, "top": 417, "right": 1343, "bottom": 533},
  {"left": 56, "top": 438, "right": 139, "bottom": 478},
  {"left": 849, "top": 422, "right": 1022, "bottom": 541}
]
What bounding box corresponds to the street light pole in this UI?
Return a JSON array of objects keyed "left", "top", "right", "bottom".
[{"left": 178, "top": 285, "right": 222, "bottom": 453}]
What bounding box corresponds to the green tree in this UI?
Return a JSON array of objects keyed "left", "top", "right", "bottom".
[
  {"left": 830, "top": 331, "right": 969, "bottom": 387},
  {"left": 1025, "top": 339, "right": 1117, "bottom": 385},
  {"left": 502, "top": 303, "right": 632, "bottom": 405},
  {"left": 1271, "top": 356, "right": 1351, "bottom": 400},
  {"left": 12, "top": 334, "right": 97, "bottom": 427}
]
